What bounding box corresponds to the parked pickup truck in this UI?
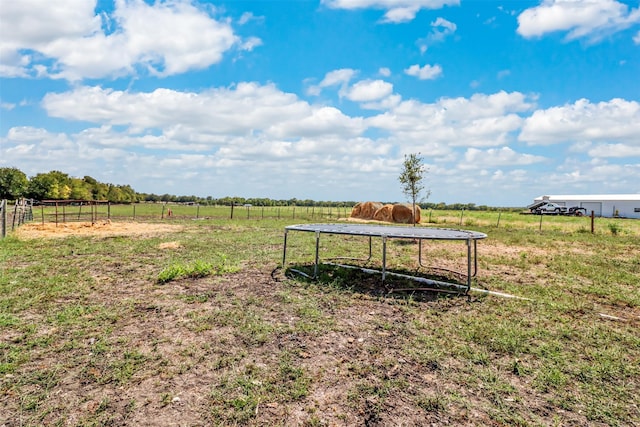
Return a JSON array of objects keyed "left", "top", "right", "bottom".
[
  {"left": 527, "top": 201, "right": 588, "bottom": 216},
  {"left": 532, "top": 202, "right": 567, "bottom": 215}
]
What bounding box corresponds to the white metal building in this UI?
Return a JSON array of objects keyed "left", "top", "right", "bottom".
[{"left": 533, "top": 194, "right": 640, "bottom": 218}]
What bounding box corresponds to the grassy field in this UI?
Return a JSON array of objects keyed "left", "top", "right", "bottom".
[
  {"left": 25, "top": 202, "right": 640, "bottom": 234},
  {"left": 1, "top": 211, "right": 639, "bottom": 426}
]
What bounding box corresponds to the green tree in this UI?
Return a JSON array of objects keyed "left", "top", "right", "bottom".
[
  {"left": 25, "top": 171, "right": 73, "bottom": 200},
  {"left": 26, "top": 173, "right": 56, "bottom": 200},
  {"left": 70, "top": 178, "right": 93, "bottom": 200},
  {"left": 398, "top": 153, "right": 430, "bottom": 225},
  {"left": 118, "top": 185, "right": 138, "bottom": 203},
  {"left": 106, "top": 185, "right": 124, "bottom": 203},
  {"left": 0, "top": 167, "right": 29, "bottom": 199}
]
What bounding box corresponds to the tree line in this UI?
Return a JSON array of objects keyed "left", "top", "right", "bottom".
[
  {"left": 0, "top": 168, "right": 137, "bottom": 203},
  {"left": 0, "top": 167, "right": 518, "bottom": 210}
]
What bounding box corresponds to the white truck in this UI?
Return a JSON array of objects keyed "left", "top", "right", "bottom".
[
  {"left": 528, "top": 201, "right": 587, "bottom": 216},
  {"left": 528, "top": 201, "right": 567, "bottom": 215}
]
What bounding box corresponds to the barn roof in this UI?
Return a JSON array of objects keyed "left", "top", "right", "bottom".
[{"left": 535, "top": 194, "right": 640, "bottom": 202}]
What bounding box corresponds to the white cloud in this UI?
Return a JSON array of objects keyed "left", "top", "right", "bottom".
[
  {"left": 634, "top": 30, "right": 640, "bottom": 44},
  {"left": 461, "top": 147, "right": 546, "bottom": 168},
  {"left": 319, "top": 68, "right": 357, "bottom": 87},
  {"left": 0, "top": 0, "right": 246, "bottom": 80},
  {"left": 404, "top": 64, "right": 443, "bottom": 80},
  {"left": 238, "top": 12, "right": 262, "bottom": 25},
  {"left": 383, "top": 6, "right": 421, "bottom": 23},
  {"left": 307, "top": 68, "right": 357, "bottom": 96},
  {"left": 517, "top": 0, "right": 640, "bottom": 42},
  {"left": 588, "top": 143, "right": 640, "bottom": 158},
  {"left": 540, "top": 158, "right": 640, "bottom": 194},
  {"left": 417, "top": 17, "right": 457, "bottom": 52},
  {"left": 41, "top": 83, "right": 365, "bottom": 140},
  {"left": 519, "top": 98, "right": 640, "bottom": 145},
  {"left": 367, "top": 91, "right": 534, "bottom": 147},
  {"left": 267, "top": 107, "right": 365, "bottom": 138},
  {"left": 0, "top": 124, "right": 396, "bottom": 201},
  {"left": 378, "top": 67, "right": 391, "bottom": 77},
  {"left": 433, "top": 17, "right": 456, "bottom": 32},
  {"left": 5, "top": 83, "right": 640, "bottom": 204},
  {"left": 240, "top": 37, "right": 263, "bottom": 51},
  {"left": 4, "top": 87, "right": 537, "bottom": 202},
  {"left": 321, "top": 0, "right": 460, "bottom": 23},
  {"left": 359, "top": 94, "right": 402, "bottom": 111},
  {"left": 344, "top": 79, "right": 394, "bottom": 102}
]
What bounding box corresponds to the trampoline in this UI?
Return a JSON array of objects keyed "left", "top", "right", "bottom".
[{"left": 282, "top": 223, "right": 487, "bottom": 294}]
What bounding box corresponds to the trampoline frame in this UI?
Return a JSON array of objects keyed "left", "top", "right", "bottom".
[{"left": 281, "top": 223, "right": 487, "bottom": 294}]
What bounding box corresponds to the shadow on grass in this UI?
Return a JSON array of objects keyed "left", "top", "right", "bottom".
[{"left": 283, "top": 263, "right": 469, "bottom": 303}]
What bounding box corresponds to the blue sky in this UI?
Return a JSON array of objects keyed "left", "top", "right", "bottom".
[{"left": 1, "top": 0, "right": 639, "bottom": 206}]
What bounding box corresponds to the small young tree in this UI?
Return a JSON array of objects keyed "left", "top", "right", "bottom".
[{"left": 398, "top": 153, "right": 430, "bottom": 225}]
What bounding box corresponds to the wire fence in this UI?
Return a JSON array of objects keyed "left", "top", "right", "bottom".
[
  {"left": 1, "top": 199, "right": 34, "bottom": 239},
  {"left": 28, "top": 203, "right": 352, "bottom": 223},
  {"left": 2, "top": 201, "right": 639, "bottom": 238}
]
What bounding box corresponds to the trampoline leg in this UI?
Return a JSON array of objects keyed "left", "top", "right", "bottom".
[
  {"left": 314, "top": 231, "right": 320, "bottom": 279},
  {"left": 282, "top": 229, "right": 288, "bottom": 269},
  {"left": 473, "top": 239, "right": 478, "bottom": 277},
  {"left": 466, "top": 238, "right": 472, "bottom": 294},
  {"left": 382, "top": 235, "right": 387, "bottom": 281}
]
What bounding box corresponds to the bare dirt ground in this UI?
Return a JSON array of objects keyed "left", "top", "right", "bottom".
[{"left": 13, "top": 221, "right": 184, "bottom": 239}]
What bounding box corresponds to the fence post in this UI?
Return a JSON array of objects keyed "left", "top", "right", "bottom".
[
  {"left": 539, "top": 213, "right": 543, "bottom": 231},
  {"left": 496, "top": 211, "right": 501, "bottom": 228},
  {"left": 459, "top": 208, "right": 464, "bottom": 226},
  {"left": 591, "top": 210, "right": 595, "bottom": 233},
  {"left": 1, "top": 200, "right": 6, "bottom": 239},
  {"left": 12, "top": 202, "right": 18, "bottom": 230}
]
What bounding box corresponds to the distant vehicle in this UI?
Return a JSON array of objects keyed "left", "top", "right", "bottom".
[
  {"left": 527, "top": 201, "right": 566, "bottom": 215},
  {"left": 527, "top": 201, "right": 587, "bottom": 216},
  {"left": 533, "top": 202, "right": 567, "bottom": 215},
  {"left": 567, "top": 206, "right": 587, "bottom": 216}
]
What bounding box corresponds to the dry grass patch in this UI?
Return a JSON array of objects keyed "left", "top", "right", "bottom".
[{"left": 13, "top": 221, "right": 184, "bottom": 239}]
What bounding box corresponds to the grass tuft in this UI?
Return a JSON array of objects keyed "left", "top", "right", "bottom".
[{"left": 156, "top": 253, "right": 238, "bottom": 284}]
